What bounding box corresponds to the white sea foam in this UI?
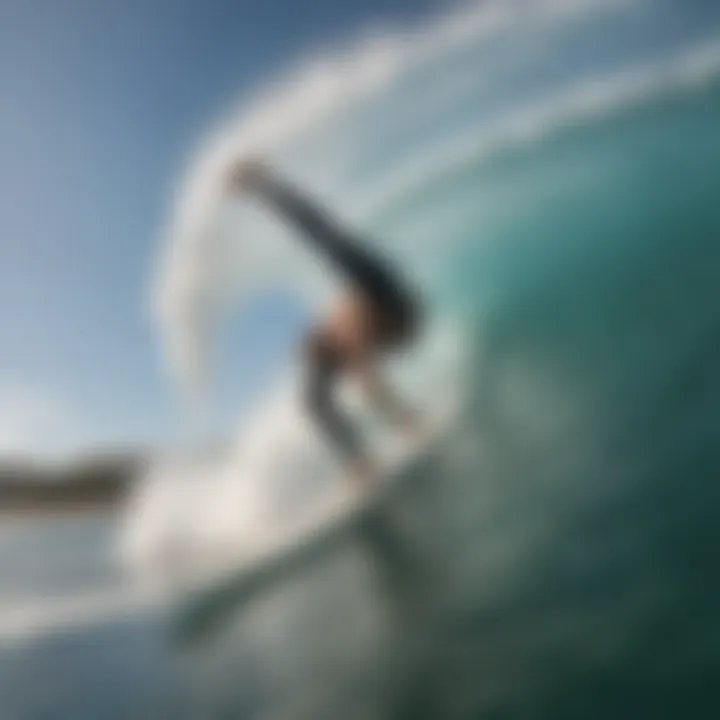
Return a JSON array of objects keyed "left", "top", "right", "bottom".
[
  {"left": 0, "top": 588, "right": 162, "bottom": 647},
  {"left": 120, "top": 315, "right": 468, "bottom": 573}
]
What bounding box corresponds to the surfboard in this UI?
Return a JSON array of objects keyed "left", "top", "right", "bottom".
[{"left": 172, "top": 402, "right": 458, "bottom": 643}]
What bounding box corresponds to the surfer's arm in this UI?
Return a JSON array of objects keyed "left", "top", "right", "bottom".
[
  {"left": 306, "top": 355, "right": 362, "bottom": 462},
  {"left": 231, "top": 160, "right": 348, "bottom": 248},
  {"left": 306, "top": 365, "right": 377, "bottom": 488},
  {"left": 230, "top": 159, "right": 401, "bottom": 303}
]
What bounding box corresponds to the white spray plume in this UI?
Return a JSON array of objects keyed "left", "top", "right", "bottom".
[{"left": 153, "top": 0, "right": 633, "bottom": 394}]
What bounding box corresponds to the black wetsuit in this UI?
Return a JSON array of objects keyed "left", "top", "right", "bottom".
[{"left": 254, "top": 175, "right": 419, "bottom": 459}]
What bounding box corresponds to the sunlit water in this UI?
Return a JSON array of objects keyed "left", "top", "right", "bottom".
[{"left": 3, "top": 3, "right": 720, "bottom": 718}]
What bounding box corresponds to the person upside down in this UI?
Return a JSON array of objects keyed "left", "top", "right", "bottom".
[{"left": 229, "top": 160, "right": 423, "bottom": 489}]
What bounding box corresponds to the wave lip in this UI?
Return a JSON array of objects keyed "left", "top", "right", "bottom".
[
  {"left": 155, "top": 0, "right": 636, "bottom": 392},
  {"left": 360, "top": 38, "right": 720, "bottom": 223}
]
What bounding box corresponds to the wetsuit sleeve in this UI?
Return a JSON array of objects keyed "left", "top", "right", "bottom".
[
  {"left": 251, "top": 173, "right": 403, "bottom": 305},
  {"left": 255, "top": 174, "right": 349, "bottom": 251}
]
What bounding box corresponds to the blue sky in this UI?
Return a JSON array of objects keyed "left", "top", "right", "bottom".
[{"left": 0, "top": 0, "right": 443, "bottom": 457}]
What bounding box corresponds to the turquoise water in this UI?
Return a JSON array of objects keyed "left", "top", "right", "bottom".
[{"left": 4, "top": 53, "right": 720, "bottom": 720}]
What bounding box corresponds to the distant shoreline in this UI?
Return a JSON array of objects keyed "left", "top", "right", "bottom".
[
  {"left": 0, "top": 490, "right": 125, "bottom": 514},
  {"left": 0, "top": 452, "right": 143, "bottom": 519},
  {"left": 0, "top": 504, "right": 118, "bottom": 523}
]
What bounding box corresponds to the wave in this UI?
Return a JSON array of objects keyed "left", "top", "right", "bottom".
[{"left": 123, "top": 0, "right": 720, "bottom": 572}]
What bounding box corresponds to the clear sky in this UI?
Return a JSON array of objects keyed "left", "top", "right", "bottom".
[{"left": 0, "top": 0, "right": 443, "bottom": 457}]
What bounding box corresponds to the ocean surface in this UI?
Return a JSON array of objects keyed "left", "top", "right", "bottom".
[{"left": 3, "top": 1, "right": 720, "bottom": 718}]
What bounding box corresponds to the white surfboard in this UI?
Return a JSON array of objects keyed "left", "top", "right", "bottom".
[{"left": 172, "top": 400, "right": 459, "bottom": 642}]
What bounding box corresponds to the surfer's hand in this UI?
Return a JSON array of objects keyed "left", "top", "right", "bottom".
[
  {"left": 348, "top": 455, "right": 377, "bottom": 492},
  {"left": 397, "top": 408, "right": 427, "bottom": 440},
  {"left": 228, "top": 157, "right": 270, "bottom": 192}
]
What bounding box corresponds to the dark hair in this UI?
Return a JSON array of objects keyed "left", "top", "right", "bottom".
[{"left": 305, "top": 328, "right": 342, "bottom": 370}]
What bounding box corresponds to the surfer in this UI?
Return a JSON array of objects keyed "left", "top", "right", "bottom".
[{"left": 229, "top": 160, "right": 422, "bottom": 489}]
